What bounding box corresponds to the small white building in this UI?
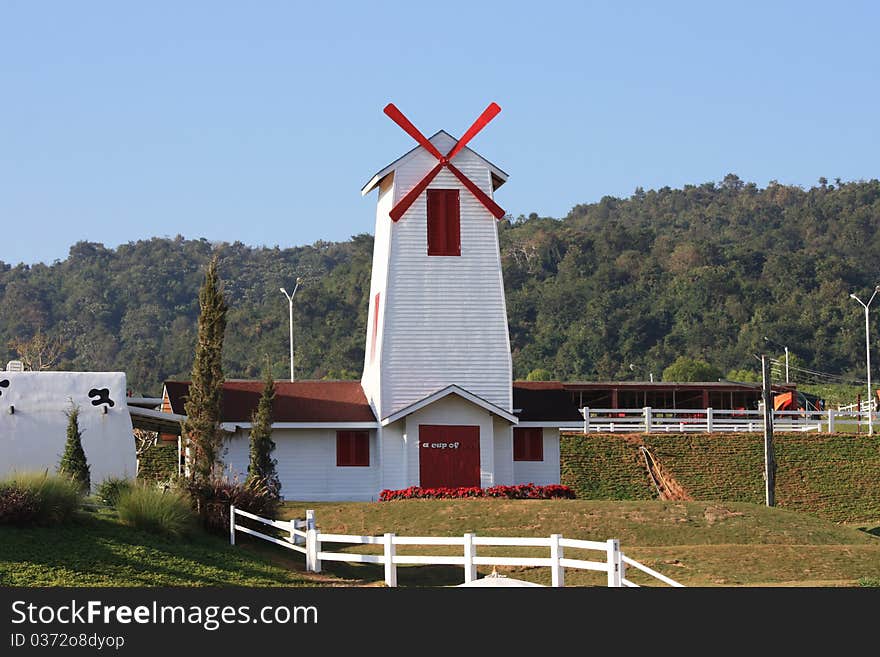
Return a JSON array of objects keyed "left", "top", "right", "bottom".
[
  {"left": 162, "top": 105, "right": 583, "bottom": 500},
  {"left": 0, "top": 371, "right": 138, "bottom": 488}
]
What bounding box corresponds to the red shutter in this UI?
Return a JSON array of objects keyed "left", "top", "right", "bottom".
[
  {"left": 513, "top": 428, "right": 543, "bottom": 462},
  {"left": 337, "top": 431, "right": 369, "bottom": 466},
  {"left": 370, "top": 293, "right": 380, "bottom": 363},
  {"left": 427, "top": 189, "right": 460, "bottom": 256}
]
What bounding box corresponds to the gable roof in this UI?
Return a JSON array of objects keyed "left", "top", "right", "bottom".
[
  {"left": 361, "top": 130, "right": 509, "bottom": 197},
  {"left": 381, "top": 384, "right": 518, "bottom": 426},
  {"left": 163, "top": 380, "right": 376, "bottom": 424}
]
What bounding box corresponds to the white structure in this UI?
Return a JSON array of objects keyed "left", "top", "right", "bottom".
[
  {"left": 163, "top": 104, "right": 575, "bottom": 500},
  {"left": 0, "top": 371, "right": 137, "bottom": 488}
]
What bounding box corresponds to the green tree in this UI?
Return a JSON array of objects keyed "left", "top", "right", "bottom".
[
  {"left": 182, "top": 256, "right": 228, "bottom": 483},
  {"left": 525, "top": 368, "right": 553, "bottom": 381},
  {"left": 726, "top": 368, "right": 760, "bottom": 383},
  {"left": 247, "top": 366, "right": 280, "bottom": 498},
  {"left": 58, "top": 402, "right": 90, "bottom": 494},
  {"left": 663, "top": 356, "right": 722, "bottom": 382}
]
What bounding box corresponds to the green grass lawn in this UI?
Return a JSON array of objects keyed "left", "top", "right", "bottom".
[
  {"left": 279, "top": 499, "right": 880, "bottom": 587},
  {"left": 0, "top": 509, "right": 318, "bottom": 587}
]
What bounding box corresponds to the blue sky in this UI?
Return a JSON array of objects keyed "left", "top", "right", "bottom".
[{"left": 2, "top": 1, "right": 878, "bottom": 265}]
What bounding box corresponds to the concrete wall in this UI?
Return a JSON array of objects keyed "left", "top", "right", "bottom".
[{"left": 0, "top": 371, "right": 137, "bottom": 489}]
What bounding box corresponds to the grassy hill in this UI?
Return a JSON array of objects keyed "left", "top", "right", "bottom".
[
  {"left": 0, "top": 509, "right": 319, "bottom": 587},
  {"left": 561, "top": 432, "right": 880, "bottom": 523},
  {"left": 280, "top": 499, "right": 880, "bottom": 587}
]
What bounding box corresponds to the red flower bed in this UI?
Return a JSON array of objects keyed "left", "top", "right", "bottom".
[{"left": 379, "top": 483, "right": 575, "bottom": 501}]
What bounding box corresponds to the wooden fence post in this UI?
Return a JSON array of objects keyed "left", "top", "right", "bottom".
[
  {"left": 550, "top": 534, "right": 564, "bottom": 587},
  {"left": 384, "top": 533, "right": 397, "bottom": 587},
  {"left": 229, "top": 504, "right": 236, "bottom": 546},
  {"left": 643, "top": 407, "right": 652, "bottom": 433},
  {"left": 827, "top": 409, "right": 835, "bottom": 433},
  {"left": 706, "top": 408, "right": 713, "bottom": 433},
  {"left": 463, "top": 533, "right": 477, "bottom": 583},
  {"left": 583, "top": 407, "right": 590, "bottom": 434},
  {"left": 606, "top": 539, "right": 622, "bottom": 587}
]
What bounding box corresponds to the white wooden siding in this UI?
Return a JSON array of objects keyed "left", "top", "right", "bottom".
[
  {"left": 512, "top": 427, "right": 561, "bottom": 486},
  {"left": 379, "top": 421, "right": 408, "bottom": 492},
  {"left": 361, "top": 175, "right": 394, "bottom": 415},
  {"left": 492, "top": 417, "right": 514, "bottom": 486},
  {"left": 403, "top": 394, "right": 501, "bottom": 488},
  {"left": 374, "top": 132, "right": 512, "bottom": 420},
  {"left": 221, "top": 428, "right": 381, "bottom": 501}
]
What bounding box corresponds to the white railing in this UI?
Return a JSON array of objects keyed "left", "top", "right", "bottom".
[
  {"left": 562, "top": 406, "right": 872, "bottom": 434},
  {"left": 229, "top": 506, "right": 683, "bottom": 588}
]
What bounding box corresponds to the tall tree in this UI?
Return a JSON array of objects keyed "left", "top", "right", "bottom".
[
  {"left": 58, "top": 402, "right": 90, "bottom": 494},
  {"left": 182, "top": 256, "right": 228, "bottom": 482},
  {"left": 247, "top": 366, "right": 280, "bottom": 497}
]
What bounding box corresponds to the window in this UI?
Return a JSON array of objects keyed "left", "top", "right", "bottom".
[
  {"left": 337, "top": 431, "right": 370, "bottom": 467},
  {"left": 513, "top": 428, "right": 543, "bottom": 462},
  {"left": 370, "top": 293, "right": 380, "bottom": 363},
  {"left": 426, "top": 189, "right": 460, "bottom": 256}
]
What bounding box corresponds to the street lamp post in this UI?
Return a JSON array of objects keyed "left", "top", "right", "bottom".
[
  {"left": 280, "top": 278, "right": 302, "bottom": 382},
  {"left": 849, "top": 285, "right": 880, "bottom": 436}
]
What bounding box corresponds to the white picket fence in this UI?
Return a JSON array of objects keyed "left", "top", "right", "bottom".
[
  {"left": 562, "top": 406, "right": 870, "bottom": 434},
  {"left": 229, "top": 506, "right": 684, "bottom": 588}
]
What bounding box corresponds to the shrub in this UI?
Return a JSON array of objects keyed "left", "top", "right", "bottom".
[
  {"left": 379, "top": 483, "right": 576, "bottom": 501},
  {"left": 117, "top": 485, "right": 196, "bottom": 538},
  {"left": 0, "top": 471, "right": 83, "bottom": 524},
  {"left": 58, "top": 404, "right": 91, "bottom": 494},
  {"left": 185, "top": 476, "right": 280, "bottom": 535},
  {"left": 0, "top": 485, "right": 40, "bottom": 525},
  {"left": 96, "top": 477, "right": 134, "bottom": 507}
]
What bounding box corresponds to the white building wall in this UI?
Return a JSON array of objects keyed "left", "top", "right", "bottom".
[
  {"left": 375, "top": 133, "right": 512, "bottom": 420},
  {"left": 512, "top": 427, "right": 561, "bottom": 486},
  {"left": 492, "top": 417, "right": 514, "bottom": 486},
  {"left": 221, "top": 428, "right": 381, "bottom": 502},
  {"left": 379, "top": 420, "right": 408, "bottom": 492},
  {"left": 403, "top": 395, "right": 500, "bottom": 488},
  {"left": 361, "top": 176, "right": 395, "bottom": 415},
  {"left": 0, "top": 372, "right": 137, "bottom": 490}
]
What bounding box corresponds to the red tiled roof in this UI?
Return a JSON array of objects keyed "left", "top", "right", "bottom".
[{"left": 164, "top": 380, "right": 376, "bottom": 423}]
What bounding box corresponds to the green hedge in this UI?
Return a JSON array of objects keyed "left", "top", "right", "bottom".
[
  {"left": 560, "top": 433, "right": 880, "bottom": 522},
  {"left": 137, "top": 441, "right": 178, "bottom": 482}
]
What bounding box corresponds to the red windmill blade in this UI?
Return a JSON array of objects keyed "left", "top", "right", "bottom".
[{"left": 383, "top": 103, "right": 505, "bottom": 222}]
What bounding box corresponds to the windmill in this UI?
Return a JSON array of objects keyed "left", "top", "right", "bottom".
[{"left": 360, "top": 102, "right": 513, "bottom": 422}]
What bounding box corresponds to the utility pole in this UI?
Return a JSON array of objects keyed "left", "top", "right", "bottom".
[
  {"left": 761, "top": 354, "right": 776, "bottom": 507},
  {"left": 280, "top": 278, "right": 302, "bottom": 382}
]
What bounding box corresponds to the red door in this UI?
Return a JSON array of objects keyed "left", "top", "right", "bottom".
[{"left": 418, "top": 425, "right": 480, "bottom": 488}]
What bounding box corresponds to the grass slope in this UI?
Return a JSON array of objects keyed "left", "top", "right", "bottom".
[
  {"left": 281, "top": 499, "right": 880, "bottom": 587},
  {"left": 0, "top": 510, "right": 315, "bottom": 587},
  {"left": 561, "top": 432, "right": 880, "bottom": 522}
]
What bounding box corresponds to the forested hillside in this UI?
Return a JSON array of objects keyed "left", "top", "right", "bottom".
[{"left": 2, "top": 175, "right": 879, "bottom": 396}]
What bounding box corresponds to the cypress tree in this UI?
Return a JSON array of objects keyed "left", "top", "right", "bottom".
[
  {"left": 182, "top": 256, "right": 228, "bottom": 483},
  {"left": 59, "top": 403, "right": 90, "bottom": 494},
  {"left": 247, "top": 366, "right": 280, "bottom": 498}
]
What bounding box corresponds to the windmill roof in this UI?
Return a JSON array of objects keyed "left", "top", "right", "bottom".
[{"left": 361, "top": 130, "right": 508, "bottom": 196}]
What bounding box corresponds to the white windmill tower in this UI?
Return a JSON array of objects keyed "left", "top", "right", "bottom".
[{"left": 360, "top": 103, "right": 513, "bottom": 424}]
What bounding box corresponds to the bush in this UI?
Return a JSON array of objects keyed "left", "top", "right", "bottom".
[
  {"left": 59, "top": 404, "right": 91, "bottom": 494},
  {"left": 0, "top": 472, "right": 84, "bottom": 524},
  {"left": 96, "top": 477, "right": 134, "bottom": 507},
  {"left": 185, "top": 476, "right": 280, "bottom": 536},
  {"left": 116, "top": 485, "right": 196, "bottom": 538},
  {"left": 379, "top": 483, "right": 576, "bottom": 501},
  {"left": 0, "top": 485, "right": 40, "bottom": 525}
]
